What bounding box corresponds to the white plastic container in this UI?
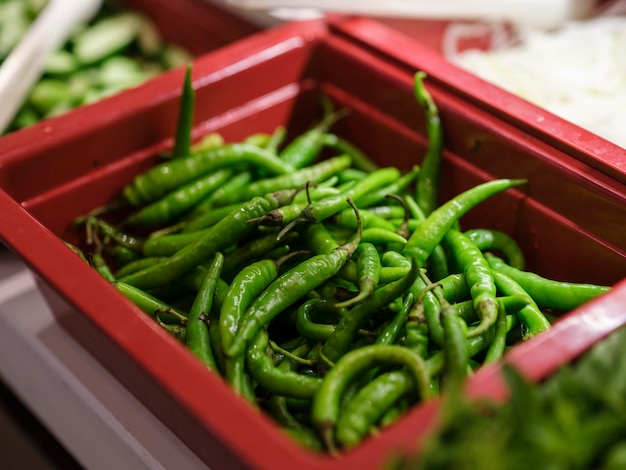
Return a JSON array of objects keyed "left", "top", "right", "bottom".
[{"left": 224, "top": 0, "right": 601, "bottom": 29}]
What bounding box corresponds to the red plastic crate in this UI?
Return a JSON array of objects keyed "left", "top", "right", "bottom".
[
  {"left": 329, "top": 15, "right": 626, "bottom": 186},
  {"left": 0, "top": 18, "right": 626, "bottom": 469}
]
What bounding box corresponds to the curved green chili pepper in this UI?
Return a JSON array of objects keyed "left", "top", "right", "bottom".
[
  {"left": 321, "top": 259, "right": 419, "bottom": 366},
  {"left": 465, "top": 228, "right": 525, "bottom": 270},
  {"left": 295, "top": 298, "right": 349, "bottom": 342},
  {"left": 439, "top": 295, "right": 469, "bottom": 393},
  {"left": 403, "top": 179, "right": 527, "bottom": 267},
  {"left": 311, "top": 344, "right": 433, "bottom": 454},
  {"left": 414, "top": 71, "right": 443, "bottom": 217}
]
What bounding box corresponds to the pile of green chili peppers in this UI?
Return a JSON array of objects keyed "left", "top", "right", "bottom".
[{"left": 69, "top": 67, "right": 611, "bottom": 454}]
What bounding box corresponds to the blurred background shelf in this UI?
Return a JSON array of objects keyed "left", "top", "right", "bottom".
[{"left": 0, "top": 247, "right": 209, "bottom": 470}]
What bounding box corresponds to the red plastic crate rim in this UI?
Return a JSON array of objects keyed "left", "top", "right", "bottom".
[{"left": 0, "top": 18, "right": 626, "bottom": 470}]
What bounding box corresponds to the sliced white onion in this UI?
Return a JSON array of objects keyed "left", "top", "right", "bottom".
[{"left": 444, "top": 16, "right": 626, "bottom": 148}]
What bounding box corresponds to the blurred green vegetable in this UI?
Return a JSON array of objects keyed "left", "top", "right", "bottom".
[
  {"left": 0, "top": 0, "right": 192, "bottom": 134},
  {"left": 389, "top": 325, "right": 626, "bottom": 470}
]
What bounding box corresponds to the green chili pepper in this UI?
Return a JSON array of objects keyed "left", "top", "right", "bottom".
[
  {"left": 122, "top": 168, "right": 232, "bottom": 227},
  {"left": 483, "top": 299, "right": 514, "bottom": 364},
  {"left": 404, "top": 194, "right": 448, "bottom": 281},
  {"left": 245, "top": 329, "right": 322, "bottom": 399},
  {"left": 295, "top": 298, "right": 342, "bottom": 342},
  {"left": 300, "top": 222, "right": 338, "bottom": 257},
  {"left": 465, "top": 228, "right": 525, "bottom": 270},
  {"left": 219, "top": 259, "right": 278, "bottom": 398},
  {"left": 335, "top": 369, "right": 415, "bottom": 449},
  {"left": 360, "top": 228, "right": 408, "bottom": 246},
  {"left": 114, "top": 281, "right": 187, "bottom": 323},
  {"left": 210, "top": 155, "right": 352, "bottom": 206},
  {"left": 185, "top": 252, "right": 223, "bottom": 371},
  {"left": 122, "top": 143, "right": 295, "bottom": 206},
  {"left": 487, "top": 254, "right": 611, "bottom": 311},
  {"left": 311, "top": 344, "right": 433, "bottom": 454},
  {"left": 414, "top": 71, "right": 443, "bottom": 217},
  {"left": 321, "top": 259, "right": 419, "bottom": 366},
  {"left": 90, "top": 251, "right": 116, "bottom": 282},
  {"left": 443, "top": 229, "right": 498, "bottom": 338},
  {"left": 491, "top": 270, "right": 551, "bottom": 340},
  {"left": 376, "top": 293, "right": 415, "bottom": 346},
  {"left": 226, "top": 200, "right": 363, "bottom": 359},
  {"left": 335, "top": 242, "right": 380, "bottom": 308},
  {"left": 403, "top": 179, "right": 527, "bottom": 267},
  {"left": 118, "top": 189, "right": 299, "bottom": 290},
  {"left": 439, "top": 295, "right": 469, "bottom": 393},
  {"left": 172, "top": 63, "right": 195, "bottom": 159}
]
